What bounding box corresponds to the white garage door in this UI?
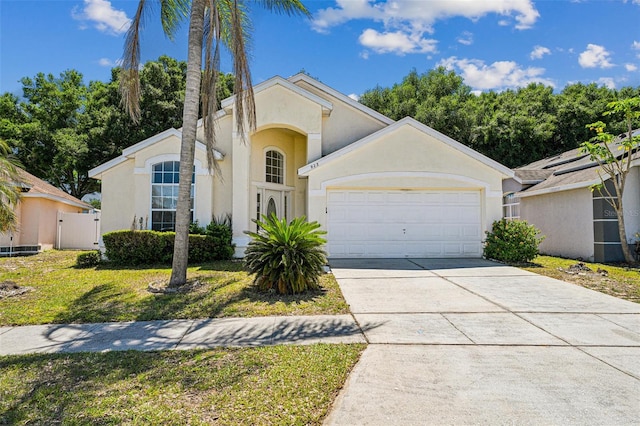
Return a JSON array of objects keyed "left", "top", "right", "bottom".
[{"left": 327, "top": 190, "right": 482, "bottom": 258}]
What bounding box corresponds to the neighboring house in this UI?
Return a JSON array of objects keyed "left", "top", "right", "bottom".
[
  {"left": 0, "top": 168, "right": 94, "bottom": 255},
  {"left": 89, "top": 74, "right": 513, "bottom": 258},
  {"left": 505, "top": 130, "right": 640, "bottom": 262}
]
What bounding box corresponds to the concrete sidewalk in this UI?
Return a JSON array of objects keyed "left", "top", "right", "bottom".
[
  {"left": 0, "top": 315, "right": 365, "bottom": 355},
  {"left": 325, "top": 258, "right": 640, "bottom": 426}
]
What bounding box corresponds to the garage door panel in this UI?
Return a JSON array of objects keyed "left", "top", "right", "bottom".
[
  {"left": 463, "top": 243, "right": 483, "bottom": 255},
  {"left": 327, "top": 189, "right": 482, "bottom": 258}
]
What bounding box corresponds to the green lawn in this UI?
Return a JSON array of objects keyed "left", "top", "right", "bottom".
[
  {"left": 0, "top": 344, "right": 365, "bottom": 425},
  {"left": 521, "top": 255, "right": 640, "bottom": 303},
  {"left": 0, "top": 250, "right": 349, "bottom": 326}
]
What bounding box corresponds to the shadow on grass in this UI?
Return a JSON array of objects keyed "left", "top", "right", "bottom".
[
  {"left": 0, "top": 348, "right": 265, "bottom": 424},
  {"left": 74, "top": 259, "right": 246, "bottom": 273},
  {"left": 52, "top": 263, "right": 336, "bottom": 325}
]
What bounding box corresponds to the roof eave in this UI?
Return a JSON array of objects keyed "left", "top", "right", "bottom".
[{"left": 21, "top": 192, "right": 92, "bottom": 209}]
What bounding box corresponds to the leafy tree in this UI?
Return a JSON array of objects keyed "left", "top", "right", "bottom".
[
  {"left": 10, "top": 70, "right": 94, "bottom": 198},
  {"left": 360, "top": 67, "right": 476, "bottom": 144},
  {"left": 0, "top": 139, "right": 22, "bottom": 233},
  {"left": 474, "top": 84, "right": 557, "bottom": 167},
  {"left": 359, "top": 68, "right": 638, "bottom": 168},
  {"left": 0, "top": 56, "right": 231, "bottom": 200},
  {"left": 555, "top": 83, "right": 615, "bottom": 153},
  {"left": 580, "top": 97, "right": 640, "bottom": 265},
  {"left": 120, "top": 0, "right": 310, "bottom": 287}
]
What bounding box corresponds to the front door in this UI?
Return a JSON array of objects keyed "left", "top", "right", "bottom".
[{"left": 264, "top": 189, "right": 283, "bottom": 220}]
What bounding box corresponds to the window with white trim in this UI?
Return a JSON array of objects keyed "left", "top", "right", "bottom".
[
  {"left": 265, "top": 150, "right": 283, "bottom": 184},
  {"left": 151, "top": 161, "right": 194, "bottom": 231},
  {"left": 503, "top": 193, "right": 520, "bottom": 220}
]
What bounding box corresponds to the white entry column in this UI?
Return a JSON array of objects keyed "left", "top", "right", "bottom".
[{"left": 232, "top": 131, "right": 252, "bottom": 257}]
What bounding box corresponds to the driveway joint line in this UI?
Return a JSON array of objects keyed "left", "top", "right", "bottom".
[
  {"left": 594, "top": 313, "right": 640, "bottom": 335},
  {"left": 348, "top": 313, "right": 370, "bottom": 344},
  {"left": 440, "top": 313, "right": 476, "bottom": 344}
]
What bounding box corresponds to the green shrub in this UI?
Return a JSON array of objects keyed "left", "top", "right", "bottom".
[
  {"left": 76, "top": 250, "right": 101, "bottom": 268},
  {"left": 205, "top": 218, "right": 234, "bottom": 260},
  {"left": 189, "top": 220, "right": 206, "bottom": 235},
  {"left": 103, "top": 230, "right": 168, "bottom": 265},
  {"left": 483, "top": 219, "right": 544, "bottom": 263},
  {"left": 102, "top": 225, "right": 234, "bottom": 266},
  {"left": 159, "top": 232, "right": 219, "bottom": 263},
  {"left": 244, "top": 215, "right": 327, "bottom": 295}
]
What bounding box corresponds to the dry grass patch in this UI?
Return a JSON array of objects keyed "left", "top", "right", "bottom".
[{"left": 521, "top": 255, "right": 640, "bottom": 303}]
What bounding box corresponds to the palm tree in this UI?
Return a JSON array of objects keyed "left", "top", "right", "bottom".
[
  {"left": 0, "top": 139, "right": 22, "bottom": 233},
  {"left": 120, "top": 0, "right": 309, "bottom": 286}
]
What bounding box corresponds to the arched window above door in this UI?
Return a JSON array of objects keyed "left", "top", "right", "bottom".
[{"left": 265, "top": 150, "right": 284, "bottom": 184}]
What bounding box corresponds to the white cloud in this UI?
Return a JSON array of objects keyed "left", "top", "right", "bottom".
[
  {"left": 578, "top": 44, "right": 614, "bottom": 68},
  {"left": 72, "top": 0, "right": 131, "bottom": 35},
  {"left": 97, "top": 57, "right": 122, "bottom": 67},
  {"left": 348, "top": 93, "right": 360, "bottom": 101},
  {"left": 98, "top": 58, "right": 113, "bottom": 67},
  {"left": 598, "top": 77, "right": 616, "bottom": 89},
  {"left": 314, "top": 0, "right": 539, "bottom": 32},
  {"left": 625, "top": 63, "right": 638, "bottom": 72},
  {"left": 633, "top": 41, "right": 640, "bottom": 58},
  {"left": 530, "top": 45, "right": 551, "bottom": 60},
  {"left": 359, "top": 29, "right": 437, "bottom": 55},
  {"left": 457, "top": 31, "right": 473, "bottom": 46},
  {"left": 312, "top": 0, "right": 539, "bottom": 55},
  {"left": 438, "top": 56, "right": 554, "bottom": 91}
]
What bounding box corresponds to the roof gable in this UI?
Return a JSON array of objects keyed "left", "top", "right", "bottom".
[
  {"left": 221, "top": 76, "right": 333, "bottom": 115},
  {"left": 299, "top": 117, "right": 513, "bottom": 178},
  {"left": 17, "top": 168, "right": 92, "bottom": 209},
  {"left": 89, "top": 128, "right": 223, "bottom": 179},
  {"left": 288, "top": 73, "right": 393, "bottom": 126}
]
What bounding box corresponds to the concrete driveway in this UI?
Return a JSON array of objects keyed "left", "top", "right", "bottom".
[{"left": 325, "top": 258, "right": 640, "bottom": 425}]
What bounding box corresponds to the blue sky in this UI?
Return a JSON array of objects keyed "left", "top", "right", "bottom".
[{"left": 2, "top": 0, "right": 639, "bottom": 99}]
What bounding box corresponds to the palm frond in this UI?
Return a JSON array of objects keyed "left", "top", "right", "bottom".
[
  {"left": 160, "top": 0, "right": 190, "bottom": 38},
  {"left": 201, "top": 0, "right": 223, "bottom": 174},
  {"left": 119, "top": 0, "right": 148, "bottom": 123},
  {"left": 256, "top": 0, "right": 311, "bottom": 17},
  {"left": 0, "top": 139, "right": 22, "bottom": 232}
]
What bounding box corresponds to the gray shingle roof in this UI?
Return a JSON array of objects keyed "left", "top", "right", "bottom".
[{"left": 516, "top": 130, "right": 640, "bottom": 196}]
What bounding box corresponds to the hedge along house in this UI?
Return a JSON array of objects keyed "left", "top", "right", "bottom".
[
  {"left": 89, "top": 74, "right": 513, "bottom": 258},
  {"left": 0, "top": 167, "right": 94, "bottom": 255},
  {"left": 505, "top": 130, "right": 640, "bottom": 263}
]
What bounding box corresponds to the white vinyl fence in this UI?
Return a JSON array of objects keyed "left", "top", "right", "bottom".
[{"left": 56, "top": 211, "right": 101, "bottom": 250}]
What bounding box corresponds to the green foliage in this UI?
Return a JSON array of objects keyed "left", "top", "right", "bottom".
[
  {"left": 0, "top": 56, "right": 237, "bottom": 200},
  {"left": 188, "top": 220, "right": 206, "bottom": 235},
  {"left": 359, "top": 68, "right": 640, "bottom": 168},
  {"left": 205, "top": 216, "right": 234, "bottom": 260},
  {"left": 76, "top": 251, "right": 101, "bottom": 268},
  {"left": 0, "top": 139, "right": 22, "bottom": 233},
  {"left": 579, "top": 97, "right": 640, "bottom": 264},
  {"left": 483, "top": 219, "right": 544, "bottom": 263},
  {"left": 244, "top": 215, "right": 327, "bottom": 295},
  {"left": 103, "top": 230, "right": 169, "bottom": 265},
  {"left": 102, "top": 225, "right": 234, "bottom": 266}
]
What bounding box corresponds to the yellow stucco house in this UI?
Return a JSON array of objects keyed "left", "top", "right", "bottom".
[{"left": 89, "top": 74, "right": 513, "bottom": 258}]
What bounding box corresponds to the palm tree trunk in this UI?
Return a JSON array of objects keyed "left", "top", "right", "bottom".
[{"left": 169, "top": 0, "right": 205, "bottom": 286}]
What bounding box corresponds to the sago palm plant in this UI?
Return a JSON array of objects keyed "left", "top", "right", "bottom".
[{"left": 244, "top": 215, "right": 327, "bottom": 295}]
